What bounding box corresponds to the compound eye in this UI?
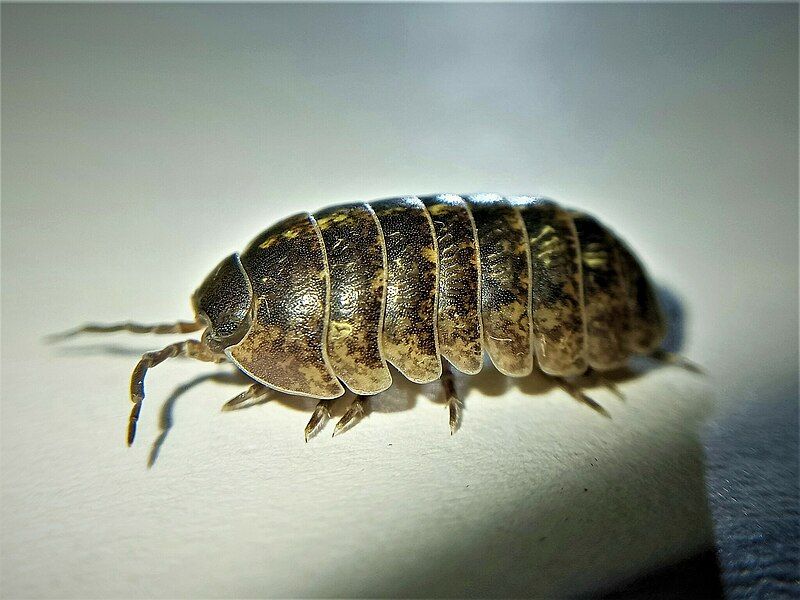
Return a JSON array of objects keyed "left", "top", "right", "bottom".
[{"left": 213, "top": 307, "right": 247, "bottom": 339}]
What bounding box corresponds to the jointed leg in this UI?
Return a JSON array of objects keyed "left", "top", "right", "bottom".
[
  {"left": 650, "top": 349, "right": 704, "bottom": 374},
  {"left": 128, "top": 339, "right": 224, "bottom": 446},
  {"left": 556, "top": 377, "right": 610, "bottom": 418},
  {"left": 585, "top": 367, "right": 625, "bottom": 401},
  {"left": 333, "top": 395, "right": 369, "bottom": 437},
  {"left": 441, "top": 362, "right": 462, "bottom": 434},
  {"left": 304, "top": 399, "right": 336, "bottom": 442},
  {"left": 222, "top": 383, "right": 272, "bottom": 412},
  {"left": 48, "top": 320, "right": 202, "bottom": 341}
]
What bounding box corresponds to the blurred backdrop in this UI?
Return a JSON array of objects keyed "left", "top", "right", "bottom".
[{"left": 2, "top": 3, "right": 797, "bottom": 598}]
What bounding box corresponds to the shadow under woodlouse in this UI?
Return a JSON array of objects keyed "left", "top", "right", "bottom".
[
  {"left": 55, "top": 349, "right": 668, "bottom": 465},
  {"left": 57, "top": 347, "right": 668, "bottom": 467},
  {"left": 146, "top": 370, "right": 251, "bottom": 468},
  {"left": 53, "top": 343, "right": 160, "bottom": 358},
  {"left": 656, "top": 283, "right": 687, "bottom": 354},
  {"left": 51, "top": 283, "right": 694, "bottom": 465}
]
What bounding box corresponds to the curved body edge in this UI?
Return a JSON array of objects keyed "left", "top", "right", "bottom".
[
  {"left": 227, "top": 212, "right": 345, "bottom": 399},
  {"left": 204, "top": 194, "right": 667, "bottom": 397},
  {"left": 420, "top": 194, "right": 484, "bottom": 375},
  {"left": 314, "top": 202, "right": 394, "bottom": 395},
  {"left": 464, "top": 193, "right": 534, "bottom": 377},
  {"left": 511, "top": 196, "right": 588, "bottom": 377},
  {"left": 369, "top": 196, "right": 442, "bottom": 384}
]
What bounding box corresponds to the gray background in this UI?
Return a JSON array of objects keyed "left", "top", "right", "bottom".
[{"left": 2, "top": 3, "right": 797, "bottom": 598}]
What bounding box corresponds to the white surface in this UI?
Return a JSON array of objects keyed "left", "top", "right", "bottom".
[{"left": 2, "top": 4, "right": 797, "bottom": 598}]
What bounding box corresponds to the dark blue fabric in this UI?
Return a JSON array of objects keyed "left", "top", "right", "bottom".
[
  {"left": 603, "top": 394, "right": 799, "bottom": 599},
  {"left": 704, "top": 394, "right": 800, "bottom": 598}
]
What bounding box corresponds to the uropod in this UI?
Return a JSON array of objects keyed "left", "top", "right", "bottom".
[{"left": 57, "top": 194, "right": 692, "bottom": 444}]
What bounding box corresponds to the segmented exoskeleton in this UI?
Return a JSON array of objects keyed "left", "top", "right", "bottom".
[{"left": 58, "top": 194, "right": 685, "bottom": 444}]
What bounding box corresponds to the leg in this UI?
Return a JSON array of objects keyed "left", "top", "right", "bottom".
[
  {"left": 332, "top": 395, "right": 369, "bottom": 437},
  {"left": 556, "top": 377, "right": 610, "bottom": 418},
  {"left": 221, "top": 383, "right": 272, "bottom": 412},
  {"left": 441, "top": 362, "right": 462, "bottom": 434},
  {"left": 304, "top": 399, "right": 336, "bottom": 442},
  {"left": 128, "top": 339, "right": 224, "bottom": 446},
  {"left": 48, "top": 319, "right": 202, "bottom": 341},
  {"left": 650, "top": 349, "right": 704, "bottom": 374},
  {"left": 585, "top": 367, "right": 625, "bottom": 401}
]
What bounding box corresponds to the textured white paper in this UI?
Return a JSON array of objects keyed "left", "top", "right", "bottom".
[{"left": 2, "top": 4, "right": 796, "bottom": 598}]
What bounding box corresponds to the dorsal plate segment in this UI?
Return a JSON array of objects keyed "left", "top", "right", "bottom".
[
  {"left": 420, "top": 194, "right": 483, "bottom": 375},
  {"left": 613, "top": 235, "right": 666, "bottom": 354},
  {"left": 513, "top": 197, "right": 587, "bottom": 376},
  {"left": 228, "top": 212, "right": 345, "bottom": 399},
  {"left": 465, "top": 194, "right": 533, "bottom": 377},
  {"left": 314, "top": 203, "right": 392, "bottom": 395},
  {"left": 572, "top": 213, "right": 630, "bottom": 371},
  {"left": 370, "top": 197, "right": 442, "bottom": 383}
]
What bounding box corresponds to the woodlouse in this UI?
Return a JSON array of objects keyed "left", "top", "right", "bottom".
[{"left": 58, "top": 193, "right": 689, "bottom": 444}]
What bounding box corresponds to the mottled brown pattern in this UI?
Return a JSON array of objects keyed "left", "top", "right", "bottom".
[
  {"left": 228, "top": 213, "right": 345, "bottom": 398},
  {"left": 612, "top": 234, "right": 666, "bottom": 353},
  {"left": 572, "top": 213, "right": 630, "bottom": 371},
  {"left": 315, "top": 203, "right": 392, "bottom": 394},
  {"left": 513, "top": 196, "right": 588, "bottom": 376},
  {"left": 370, "top": 197, "right": 442, "bottom": 383},
  {"left": 420, "top": 194, "right": 484, "bottom": 375},
  {"left": 464, "top": 194, "right": 533, "bottom": 377},
  {"left": 213, "top": 194, "right": 665, "bottom": 401}
]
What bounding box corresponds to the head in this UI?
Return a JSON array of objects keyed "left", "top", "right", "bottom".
[{"left": 192, "top": 253, "right": 253, "bottom": 354}]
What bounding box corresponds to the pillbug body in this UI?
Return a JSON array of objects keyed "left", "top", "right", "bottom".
[{"left": 60, "top": 194, "right": 678, "bottom": 444}]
